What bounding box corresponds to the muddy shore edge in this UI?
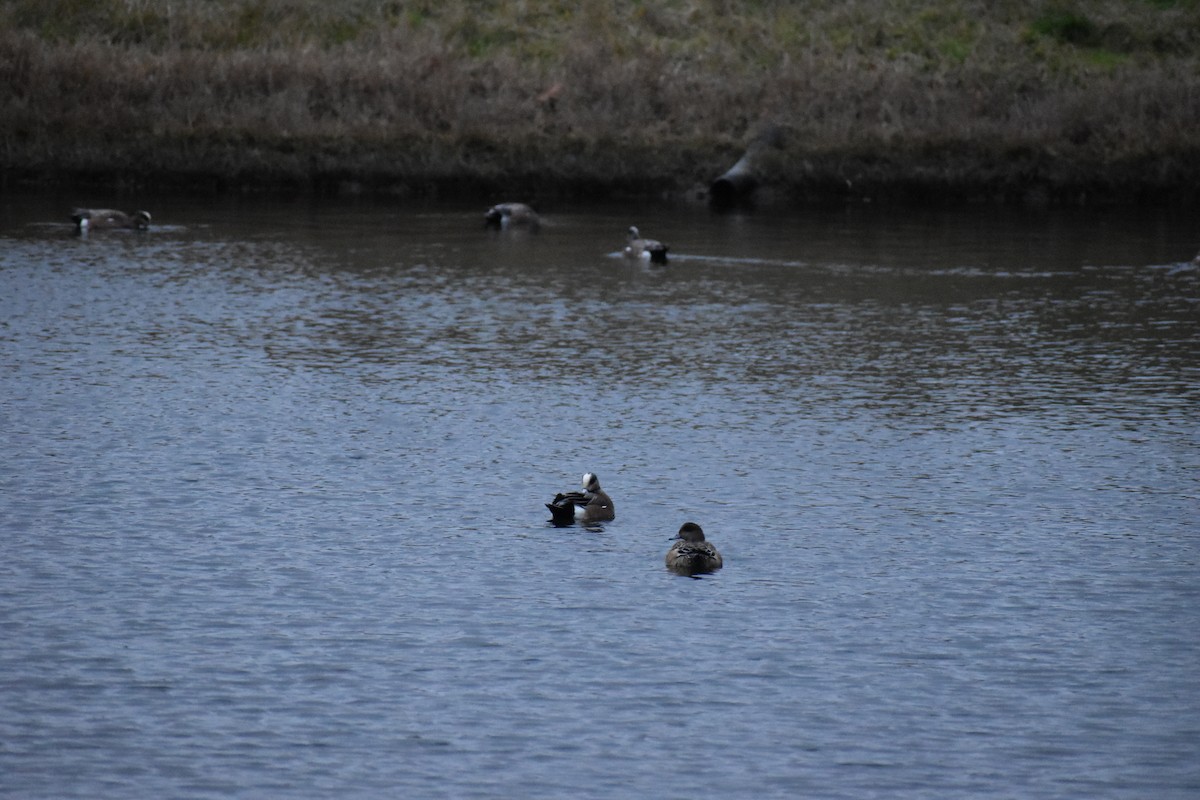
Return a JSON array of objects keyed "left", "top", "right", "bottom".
[{"left": 7, "top": 136, "right": 1197, "bottom": 208}]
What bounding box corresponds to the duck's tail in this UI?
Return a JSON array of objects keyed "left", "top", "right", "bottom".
[{"left": 546, "top": 493, "right": 583, "bottom": 525}]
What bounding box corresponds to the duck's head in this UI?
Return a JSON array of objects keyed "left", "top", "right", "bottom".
[
  {"left": 484, "top": 206, "right": 504, "bottom": 228},
  {"left": 674, "top": 522, "right": 706, "bottom": 543},
  {"left": 581, "top": 472, "right": 601, "bottom": 493},
  {"left": 627, "top": 226, "right": 640, "bottom": 241},
  {"left": 133, "top": 211, "right": 152, "bottom": 229}
]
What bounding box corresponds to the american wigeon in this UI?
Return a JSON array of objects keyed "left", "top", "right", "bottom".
[
  {"left": 545, "top": 472, "right": 616, "bottom": 525},
  {"left": 624, "top": 226, "right": 669, "bottom": 264},
  {"left": 665, "top": 522, "right": 723, "bottom": 575},
  {"left": 71, "top": 208, "right": 151, "bottom": 231},
  {"left": 485, "top": 202, "right": 540, "bottom": 232}
]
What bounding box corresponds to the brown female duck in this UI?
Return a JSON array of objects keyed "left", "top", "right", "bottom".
[{"left": 665, "top": 522, "right": 723, "bottom": 575}]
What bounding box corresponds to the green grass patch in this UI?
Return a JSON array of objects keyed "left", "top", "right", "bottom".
[
  {"left": 1083, "top": 48, "right": 1130, "bottom": 70},
  {"left": 1029, "top": 8, "right": 1097, "bottom": 46},
  {"left": 937, "top": 36, "right": 973, "bottom": 64}
]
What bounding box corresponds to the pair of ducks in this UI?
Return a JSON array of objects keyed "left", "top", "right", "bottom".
[
  {"left": 485, "top": 203, "right": 670, "bottom": 264},
  {"left": 546, "top": 473, "right": 722, "bottom": 576}
]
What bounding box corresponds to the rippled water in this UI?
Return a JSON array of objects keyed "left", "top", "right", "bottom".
[{"left": 2, "top": 193, "right": 1198, "bottom": 798}]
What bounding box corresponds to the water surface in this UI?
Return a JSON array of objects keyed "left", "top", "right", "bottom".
[{"left": 2, "top": 193, "right": 1198, "bottom": 798}]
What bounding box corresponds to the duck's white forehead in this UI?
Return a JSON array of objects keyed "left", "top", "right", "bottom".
[{"left": 581, "top": 472, "right": 595, "bottom": 486}]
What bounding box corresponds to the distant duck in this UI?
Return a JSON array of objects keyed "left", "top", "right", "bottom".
[
  {"left": 624, "top": 226, "right": 669, "bottom": 264},
  {"left": 545, "top": 472, "right": 616, "bottom": 525},
  {"left": 665, "top": 522, "right": 723, "bottom": 575},
  {"left": 71, "top": 208, "right": 151, "bottom": 232},
  {"left": 485, "top": 202, "right": 540, "bottom": 232}
]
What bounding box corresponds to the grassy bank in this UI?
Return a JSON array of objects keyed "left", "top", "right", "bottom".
[{"left": 2, "top": 0, "right": 1198, "bottom": 204}]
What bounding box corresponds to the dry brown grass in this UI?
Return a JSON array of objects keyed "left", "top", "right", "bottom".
[{"left": 2, "top": 0, "right": 1198, "bottom": 202}]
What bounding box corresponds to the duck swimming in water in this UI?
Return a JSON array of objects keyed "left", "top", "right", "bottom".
[
  {"left": 624, "top": 225, "right": 669, "bottom": 264},
  {"left": 485, "top": 202, "right": 540, "bottom": 232},
  {"left": 71, "top": 208, "right": 151, "bottom": 232},
  {"left": 545, "top": 472, "right": 616, "bottom": 525},
  {"left": 665, "top": 522, "right": 723, "bottom": 575}
]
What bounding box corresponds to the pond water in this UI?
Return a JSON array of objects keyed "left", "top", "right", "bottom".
[{"left": 1, "top": 191, "right": 1198, "bottom": 798}]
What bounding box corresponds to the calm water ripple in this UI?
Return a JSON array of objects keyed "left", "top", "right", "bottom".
[{"left": 1, "top": 195, "right": 1198, "bottom": 798}]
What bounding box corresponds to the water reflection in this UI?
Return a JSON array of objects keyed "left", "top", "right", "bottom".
[
  {"left": 5, "top": 198, "right": 1196, "bottom": 430},
  {"left": 216, "top": 214, "right": 1198, "bottom": 433}
]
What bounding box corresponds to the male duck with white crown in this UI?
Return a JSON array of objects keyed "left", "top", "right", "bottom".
[{"left": 545, "top": 472, "right": 615, "bottom": 525}]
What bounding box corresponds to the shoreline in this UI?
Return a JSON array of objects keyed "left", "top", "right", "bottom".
[{"left": 6, "top": 142, "right": 1197, "bottom": 208}]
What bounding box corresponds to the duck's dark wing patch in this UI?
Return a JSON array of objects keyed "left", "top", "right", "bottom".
[{"left": 549, "top": 491, "right": 587, "bottom": 507}]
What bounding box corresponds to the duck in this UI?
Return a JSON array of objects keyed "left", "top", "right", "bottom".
[
  {"left": 71, "top": 208, "right": 152, "bottom": 232},
  {"left": 665, "top": 522, "right": 723, "bottom": 575},
  {"left": 545, "top": 472, "right": 616, "bottom": 525},
  {"left": 485, "top": 202, "right": 540, "bottom": 232},
  {"left": 624, "top": 226, "right": 669, "bottom": 264}
]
